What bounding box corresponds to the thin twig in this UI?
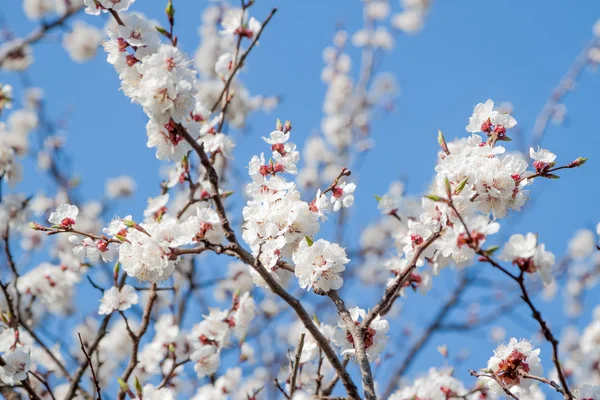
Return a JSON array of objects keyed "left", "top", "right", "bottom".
[
  {"left": 469, "top": 370, "right": 518, "bottom": 400},
  {"left": 209, "top": 8, "right": 278, "bottom": 113},
  {"left": 289, "top": 333, "right": 306, "bottom": 398},
  {"left": 381, "top": 275, "right": 472, "bottom": 398},
  {"left": 78, "top": 333, "right": 103, "bottom": 400},
  {"left": 0, "top": 5, "right": 85, "bottom": 66}
]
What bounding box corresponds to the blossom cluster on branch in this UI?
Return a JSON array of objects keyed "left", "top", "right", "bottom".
[{"left": 1, "top": 1, "right": 600, "bottom": 400}]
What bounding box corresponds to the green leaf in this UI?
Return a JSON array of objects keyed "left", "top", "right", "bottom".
[
  {"left": 155, "top": 26, "right": 170, "bottom": 37},
  {"left": 425, "top": 194, "right": 443, "bottom": 202},
  {"left": 454, "top": 177, "right": 469, "bottom": 195},
  {"left": 165, "top": 0, "right": 175, "bottom": 17},
  {"left": 305, "top": 236, "right": 314, "bottom": 247},
  {"left": 485, "top": 245, "right": 500, "bottom": 255},
  {"left": 438, "top": 129, "right": 450, "bottom": 154},
  {"left": 444, "top": 177, "right": 451, "bottom": 197},
  {"left": 117, "top": 378, "right": 129, "bottom": 392},
  {"left": 134, "top": 376, "right": 143, "bottom": 397}
]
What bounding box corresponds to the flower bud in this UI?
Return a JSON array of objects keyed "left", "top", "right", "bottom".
[
  {"left": 454, "top": 177, "right": 469, "bottom": 195},
  {"left": 134, "top": 376, "right": 143, "bottom": 399},
  {"left": 438, "top": 129, "right": 450, "bottom": 155},
  {"left": 29, "top": 222, "right": 44, "bottom": 231},
  {"left": 425, "top": 194, "right": 443, "bottom": 202},
  {"left": 305, "top": 236, "right": 314, "bottom": 247},
  {"left": 569, "top": 157, "right": 588, "bottom": 168}
]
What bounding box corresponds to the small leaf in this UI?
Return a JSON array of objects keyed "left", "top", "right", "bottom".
[
  {"left": 454, "top": 177, "right": 469, "bottom": 195},
  {"left": 155, "top": 26, "right": 170, "bottom": 37},
  {"left": 117, "top": 378, "right": 129, "bottom": 392},
  {"left": 425, "top": 194, "right": 443, "bottom": 202},
  {"left": 571, "top": 157, "right": 588, "bottom": 167},
  {"left": 444, "top": 177, "right": 452, "bottom": 198},
  {"left": 485, "top": 245, "right": 500, "bottom": 255},
  {"left": 438, "top": 129, "right": 450, "bottom": 155},
  {"left": 122, "top": 219, "right": 136, "bottom": 228},
  {"left": 305, "top": 236, "right": 314, "bottom": 247},
  {"left": 134, "top": 376, "right": 143, "bottom": 397},
  {"left": 222, "top": 190, "right": 235, "bottom": 198},
  {"left": 165, "top": 0, "right": 175, "bottom": 18}
]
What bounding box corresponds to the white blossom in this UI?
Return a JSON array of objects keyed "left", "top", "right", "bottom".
[
  {"left": 485, "top": 338, "right": 542, "bottom": 397},
  {"left": 0, "top": 349, "right": 30, "bottom": 384},
  {"left": 292, "top": 238, "right": 348, "bottom": 292},
  {"left": 332, "top": 307, "right": 388, "bottom": 361},
  {"left": 48, "top": 203, "right": 79, "bottom": 228},
  {"left": 98, "top": 285, "right": 139, "bottom": 315}
]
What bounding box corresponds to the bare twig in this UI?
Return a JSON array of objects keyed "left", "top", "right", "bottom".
[
  {"left": 289, "top": 333, "right": 306, "bottom": 398},
  {"left": 520, "top": 372, "right": 565, "bottom": 395},
  {"left": 531, "top": 38, "right": 600, "bottom": 147},
  {"left": 0, "top": 5, "right": 85, "bottom": 66},
  {"left": 361, "top": 231, "right": 442, "bottom": 327},
  {"left": 209, "top": 8, "right": 278, "bottom": 114},
  {"left": 63, "top": 314, "right": 112, "bottom": 399},
  {"left": 469, "top": 370, "right": 518, "bottom": 400},
  {"left": 117, "top": 284, "right": 158, "bottom": 400},
  {"left": 78, "top": 333, "right": 103, "bottom": 400},
  {"left": 381, "top": 275, "right": 472, "bottom": 399}
]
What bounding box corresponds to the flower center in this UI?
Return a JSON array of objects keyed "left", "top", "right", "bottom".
[
  {"left": 497, "top": 349, "right": 530, "bottom": 386},
  {"left": 60, "top": 217, "right": 76, "bottom": 228}
]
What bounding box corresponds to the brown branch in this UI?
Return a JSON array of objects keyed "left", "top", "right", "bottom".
[
  {"left": 448, "top": 202, "right": 574, "bottom": 399},
  {"left": 520, "top": 372, "right": 565, "bottom": 395},
  {"left": 381, "top": 275, "right": 472, "bottom": 399},
  {"left": 515, "top": 271, "right": 573, "bottom": 399},
  {"left": 321, "top": 358, "right": 349, "bottom": 397},
  {"left": 18, "top": 323, "right": 71, "bottom": 380},
  {"left": 328, "top": 291, "right": 375, "bottom": 400},
  {"left": 117, "top": 284, "right": 157, "bottom": 400},
  {"left": 274, "top": 379, "right": 290, "bottom": 399},
  {"left": 35, "top": 226, "right": 121, "bottom": 245},
  {"left": 29, "top": 371, "right": 56, "bottom": 400},
  {"left": 209, "top": 8, "right": 278, "bottom": 114},
  {"left": 439, "top": 297, "right": 522, "bottom": 332},
  {"left": 19, "top": 379, "right": 43, "bottom": 400},
  {"left": 289, "top": 333, "right": 306, "bottom": 398},
  {"left": 77, "top": 333, "right": 103, "bottom": 400},
  {"left": 469, "top": 370, "right": 518, "bottom": 400},
  {"left": 176, "top": 13, "right": 360, "bottom": 394},
  {"left": 63, "top": 314, "right": 112, "bottom": 400},
  {"left": 361, "top": 231, "right": 442, "bottom": 328},
  {"left": 3, "top": 226, "right": 22, "bottom": 320},
  {"left": 531, "top": 38, "right": 600, "bottom": 147},
  {"left": 0, "top": 5, "right": 85, "bottom": 67},
  {"left": 157, "top": 358, "right": 190, "bottom": 389}
]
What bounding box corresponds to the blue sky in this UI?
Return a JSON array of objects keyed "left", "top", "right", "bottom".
[{"left": 2, "top": 0, "right": 600, "bottom": 397}]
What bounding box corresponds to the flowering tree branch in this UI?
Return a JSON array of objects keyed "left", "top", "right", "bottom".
[
  {"left": 77, "top": 333, "right": 103, "bottom": 400},
  {"left": 363, "top": 231, "right": 442, "bottom": 325},
  {"left": 209, "top": 8, "right": 278, "bottom": 114},
  {"left": 0, "top": 5, "right": 84, "bottom": 66},
  {"left": 1, "top": 1, "right": 599, "bottom": 399},
  {"left": 381, "top": 274, "right": 472, "bottom": 399},
  {"left": 117, "top": 284, "right": 157, "bottom": 400},
  {"left": 469, "top": 370, "right": 519, "bottom": 400}
]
